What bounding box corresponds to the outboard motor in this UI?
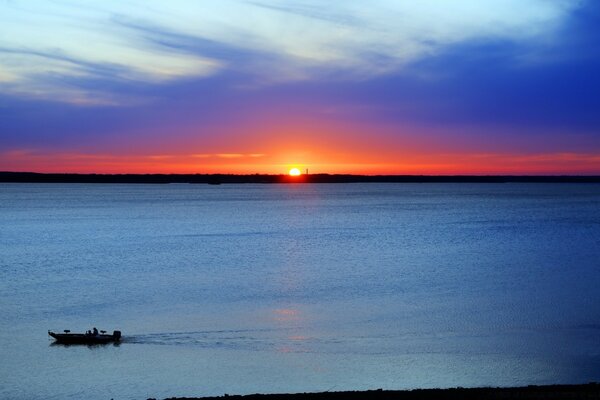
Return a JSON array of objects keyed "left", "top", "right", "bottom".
[{"left": 112, "top": 330, "right": 122, "bottom": 340}]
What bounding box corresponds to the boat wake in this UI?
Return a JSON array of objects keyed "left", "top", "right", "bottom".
[
  {"left": 119, "top": 329, "right": 417, "bottom": 355},
  {"left": 124, "top": 328, "right": 300, "bottom": 351}
]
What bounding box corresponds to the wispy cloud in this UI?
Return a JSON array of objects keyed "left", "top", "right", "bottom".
[
  {"left": 0, "top": 149, "right": 271, "bottom": 173},
  {"left": 246, "top": 1, "right": 362, "bottom": 26},
  {"left": 0, "top": 0, "right": 583, "bottom": 104},
  {"left": 216, "top": 153, "right": 265, "bottom": 158}
]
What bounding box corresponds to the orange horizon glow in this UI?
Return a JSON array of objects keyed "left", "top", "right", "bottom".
[
  {"left": 1, "top": 148, "right": 600, "bottom": 175},
  {"left": 2, "top": 120, "right": 600, "bottom": 175},
  {"left": 3, "top": 112, "right": 600, "bottom": 176}
]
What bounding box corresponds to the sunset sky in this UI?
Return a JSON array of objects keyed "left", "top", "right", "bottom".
[{"left": 1, "top": 0, "right": 600, "bottom": 174}]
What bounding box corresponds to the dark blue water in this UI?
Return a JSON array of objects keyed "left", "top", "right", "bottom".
[{"left": 1, "top": 183, "right": 600, "bottom": 399}]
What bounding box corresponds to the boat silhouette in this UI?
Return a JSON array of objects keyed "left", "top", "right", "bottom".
[{"left": 48, "top": 329, "right": 121, "bottom": 345}]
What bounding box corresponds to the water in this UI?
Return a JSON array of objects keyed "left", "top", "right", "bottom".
[{"left": 1, "top": 183, "right": 600, "bottom": 399}]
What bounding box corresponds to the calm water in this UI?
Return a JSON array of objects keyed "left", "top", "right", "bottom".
[{"left": 1, "top": 183, "right": 600, "bottom": 399}]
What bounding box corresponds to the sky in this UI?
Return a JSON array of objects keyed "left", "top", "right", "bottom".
[{"left": 1, "top": 0, "right": 600, "bottom": 175}]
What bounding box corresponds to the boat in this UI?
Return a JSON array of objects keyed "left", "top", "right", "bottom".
[{"left": 48, "top": 329, "right": 121, "bottom": 345}]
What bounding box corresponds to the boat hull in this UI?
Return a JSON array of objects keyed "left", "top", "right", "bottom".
[{"left": 48, "top": 331, "right": 121, "bottom": 345}]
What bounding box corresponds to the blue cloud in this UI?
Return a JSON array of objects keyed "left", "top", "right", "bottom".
[{"left": 0, "top": 0, "right": 585, "bottom": 104}]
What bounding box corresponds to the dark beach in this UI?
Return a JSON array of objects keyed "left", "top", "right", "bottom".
[{"left": 157, "top": 384, "right": 600, "bottom": 400}]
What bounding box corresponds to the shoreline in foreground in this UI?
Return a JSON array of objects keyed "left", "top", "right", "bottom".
[
  {"left": 2, "top": 171, "right": 600, "bottom": 184},
  {"left": 155, "top": 383, "right": 600, "bottom": 400}
]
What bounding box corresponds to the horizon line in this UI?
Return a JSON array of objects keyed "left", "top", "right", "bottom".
[
  {"left": 2, "top": 171, "right": 600, "bottom": 185},
  {"left": 2, "top": 171, "right": 600, "bottom": 177}
]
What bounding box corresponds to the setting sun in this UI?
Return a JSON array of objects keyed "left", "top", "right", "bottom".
[{"left": 289, "top": 168, "right": 301, "bottom": 176}]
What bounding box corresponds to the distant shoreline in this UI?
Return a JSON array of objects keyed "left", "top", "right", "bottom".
[
  {"left": 2, "top": 171, "right": 600, "bottom": 184},
  {"left": 157, "top": 383, "right": 600, "bottom": 400}
]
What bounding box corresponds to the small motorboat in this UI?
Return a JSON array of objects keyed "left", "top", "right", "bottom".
[{"left": 48, "top": 329, "right": 121, "bottom": 345}]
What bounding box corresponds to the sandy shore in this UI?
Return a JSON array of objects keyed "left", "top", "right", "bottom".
[{"left": 155, "top": 383, "right": 600, "bottom": 400}]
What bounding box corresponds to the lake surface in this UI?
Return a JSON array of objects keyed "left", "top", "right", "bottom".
[{"left": 1, "top": 183, "right": 600, "bottom": 400}]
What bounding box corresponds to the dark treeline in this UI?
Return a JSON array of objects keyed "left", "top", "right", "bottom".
[{"left": 1, "top": 171, "right": 600, "bottom": 184}]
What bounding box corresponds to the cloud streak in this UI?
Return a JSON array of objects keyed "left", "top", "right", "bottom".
[{"left": 2, "top": 148, "right": 599, "bottom": 175}]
